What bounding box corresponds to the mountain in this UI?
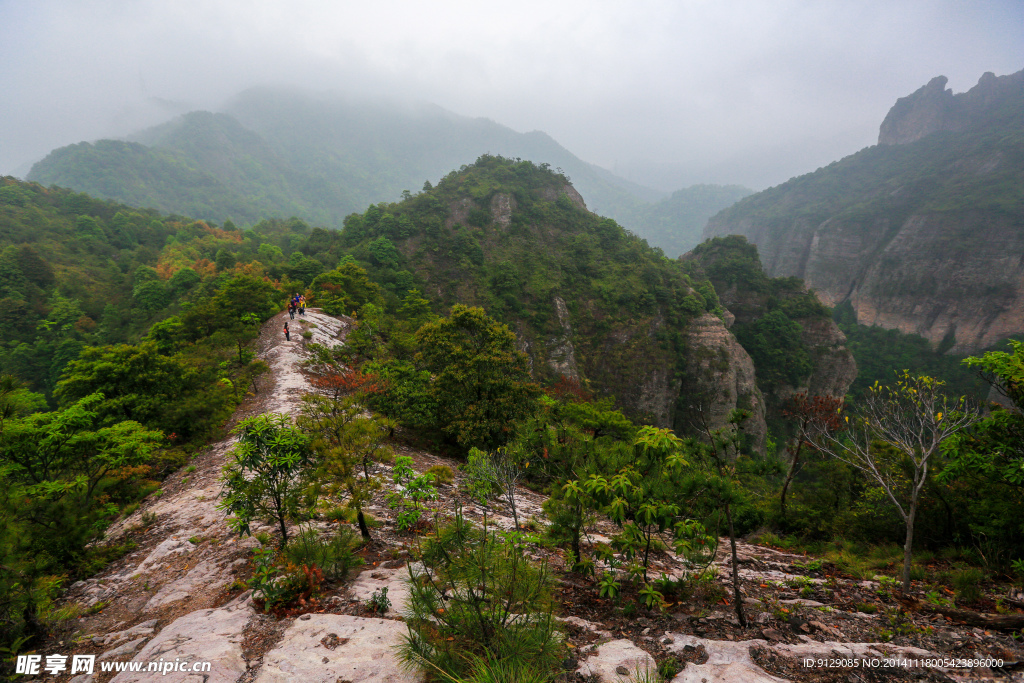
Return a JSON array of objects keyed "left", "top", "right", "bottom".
[
  {"left": 624, "top": 184, "right": 753, "bottom": 257},
  {"left": 28, "top": 87, "right": 660, "bottom": 230},
  {"left": 291, "top": 156, "right": 858, "bottom": 448},
  {"left": 703, "top": 68, "right": 1024, "bottom": 354}
]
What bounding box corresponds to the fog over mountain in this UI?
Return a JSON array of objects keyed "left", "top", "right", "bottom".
[{"left": 2, "top": 1, "right": 1022, "bottom": 189}]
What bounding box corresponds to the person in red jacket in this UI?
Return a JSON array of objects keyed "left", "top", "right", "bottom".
[{"left": 283, "top": 322, "right": 290, "bottom": 341}]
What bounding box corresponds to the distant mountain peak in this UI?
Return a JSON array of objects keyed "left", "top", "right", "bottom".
[{"left": 878, "top": 68, "right": 1024, "bottom": 145}]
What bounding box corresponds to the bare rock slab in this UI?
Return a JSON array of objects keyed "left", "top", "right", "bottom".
[
  {"left": 144, "top": 559, "right": 231, "bottom": 611},
  {"left": 576, "top": 638, "right": 657, "bottom": 682},
  {"left": 255, "top": 614, "right": 420, "bottom": 683},
  {"left": 348, "top": 565, "right": 413, "bottom": 618},
  {"left": 110, "top": 594, "right": 253, "bottom": 683},
  {"left": 666, "top": 635, "right": 786, "bottom": 683}
]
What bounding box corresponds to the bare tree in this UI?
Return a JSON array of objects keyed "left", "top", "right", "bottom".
[
  {"left": 816, "top": 373, "right": 978, "bottom": 591},
  {"left": 491, "top": 446, "right": 526, "bottom": 531}
]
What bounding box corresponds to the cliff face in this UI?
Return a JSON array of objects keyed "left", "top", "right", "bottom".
[
  {"left": 704, "top": 69, "right": 1024, "bottom": 354},
  {"left": 680, "top": 236, "right": 856, "bottom": 423},
  {"left": 678, "top": 313, "right": 766, "bottom": 453}
]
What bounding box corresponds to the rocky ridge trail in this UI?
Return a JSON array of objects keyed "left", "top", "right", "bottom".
[{"left": 41, "top": 310, "right": 1024, "bottom": 683}]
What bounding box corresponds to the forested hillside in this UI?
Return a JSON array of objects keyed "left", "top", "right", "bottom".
[
  {"left": 704, "top": 69, "right": 1024, "bottom": 354},
  {"left": 28, "top": 89, "right": 655, "bottom": 230},
  {"left": 627, "top": 184, "right": 752, "bottom": 257},
  {"left": 273, "top": 155, "right": 762, "bottom": 439},
  {"left": 3, "top": 159, "right": 1024, "bottom": 680}
]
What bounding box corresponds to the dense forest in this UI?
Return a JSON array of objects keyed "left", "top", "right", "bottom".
[
  {"left": 27, "top": 89, "right": 753, "bottom": 266},
  {"left": 1, "top": 159, "right": 1022, "bottom": 679}
]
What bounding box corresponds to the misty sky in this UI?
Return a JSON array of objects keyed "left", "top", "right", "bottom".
[{"left": 2, "top": 0, "right": 1021, "bottom": 190}]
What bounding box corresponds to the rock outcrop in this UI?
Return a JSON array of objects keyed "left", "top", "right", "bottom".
[
  {"left": 879, "top": 70, "right": 1024, "bottom": 145},
  {"left": 679, "top": 312, "right": 767, "bottom": 452},
  {"left": 797, "top": 316, "right": 858, "bottom": 399},
  {"left": 704, "top": 68, "right": 1024, "bottom": 354}
]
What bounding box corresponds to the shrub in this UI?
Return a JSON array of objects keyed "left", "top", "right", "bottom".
[
  {"left": 218, "top": 413, "right": 316, "bottom": 547},
  {"left": 367, "top": 587, "right": 391, "bottom": 615},
  {"left": 462, "top": 448, "right": 498, "bottom": 505},
  {"left": 399, "top": 509, "right": 563, "bottom": 680},
  {"left": 952, "top": 568, "right": 984, "bottom": 605},
  {"left": 387, "top": 456, "right": 438, "bottom": 530},
  {"left": 425, "top": 464, "right": 455, "bottom": 485},
  {"left": 281, "top": 527, "right": 363, "bottom": 581}
]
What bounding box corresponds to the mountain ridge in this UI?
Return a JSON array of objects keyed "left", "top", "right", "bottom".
[{"left": 703, "top": 68, "right": 1024, "bottom": 354}]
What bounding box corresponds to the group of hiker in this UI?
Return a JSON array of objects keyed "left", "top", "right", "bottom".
[{"left": 284, "top": 293, "right": 306, "bottom": 341}]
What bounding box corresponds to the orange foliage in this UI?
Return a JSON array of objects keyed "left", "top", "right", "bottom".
[
  {"left": 309, "top": 368, "right": 382, "bottom": 400},
  {"left": 192, "top": 259, "right": 217, "bottom": 279},
  {"left": 231, "top": 261, "right": 268, "bottom": 278},
  {"left": 192, "top": 221, "right": 243, "bottom": 243},
  {"left": 74, "top": 316, "right": 97, "bottom": 333},
  {"left": 545, "top": 375, "right": 592, "bottom": 403}
]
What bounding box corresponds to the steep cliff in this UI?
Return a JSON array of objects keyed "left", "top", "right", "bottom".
[
  {"left": 704, "top": 68, "right": 1024, "bottom": 354},
  {"left": 681, "top": 236, "right": 856, "bottom": 418},
  {"left": 677, "top": 312, "right": 766, "bottom": 453}
]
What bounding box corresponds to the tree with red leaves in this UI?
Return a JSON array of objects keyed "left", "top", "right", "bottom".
[
  {"left": 308, "top": 367, "right": 381, "bottom": 402},
  {"left": 779, "top": 393, "right": 844, "bottom": 520}
]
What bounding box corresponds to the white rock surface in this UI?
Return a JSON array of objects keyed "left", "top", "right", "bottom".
[
  {"left": 666, "top": 635, "right": 786, "bottom": 683},
  {"left": 774, "top": 638, "right": 933, "bottom": 665},
  {"left": 348, "top": 565, "right": 412, "bottom": 618},
  {"left": 255, "top": 614, "right": 420, "bottom": 683},
  {"left": 665, "top": 634, "right": 940, "bottom": 682},
  {"left": 110, "top": 594, "right": 253, "bottom": 683},
  {"left": 576, "top": 638, "right": 657, "bottom": 682},
  {"left": 98, "top": 637, "right": 148, "bottom": 661},
  {"left": 143, "top": 559, "right": 231, "bottom": 610},
  {"left": 136, "top": 537, "right": 197, "bottom": 572}
]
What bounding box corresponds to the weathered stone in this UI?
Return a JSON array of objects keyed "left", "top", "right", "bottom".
[
  {"left": 680, "top": 313, "right": 766, "bottom": 453},
  {"left": 347, "top": 564, "right": 414, "bottom": 618},
  {"left": 666, "top": 635, "right": 787, "bottom": 683},
  {"left": 576, "top": 639, "right": 656, "bottom": 682},
  {"left": 143, "top": 559, "right": 230, "bottom": 610},
  {"left": 98, "top": 637, "right": 148, "bottom": 661},
  {"left": 110, "top": 594, "right": 253, "bottom": 683},
  {"left": 255, "top": 614, "right": 420, "bottom": 683}
]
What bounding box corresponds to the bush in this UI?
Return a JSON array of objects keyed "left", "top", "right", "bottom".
[
  {"left": 952, "top": 568, "right": 984, "bottom": 605},
  {"left": 281, "top": 527, "right": 363, "bottom": 581},
  {"left": 425, "top": 464, "right": 455, "bottom": 485},
  {"left": 399, "top": 509, "right": 563, "bottom": 680},
  {"left": 387, "top": 456, "right": 438, "bottom": 530},
  {"left": 462, "top": 448, "right": 498, "bottom": 505}
]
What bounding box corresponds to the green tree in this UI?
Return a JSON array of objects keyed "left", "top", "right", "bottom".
[
  {"left": 168, "top": 267, "right": 200, "bottom": 295},
  {"left": 219, "top": 413, "right": 315, "bottom": 547},
  {"left": 54, "top": 341, "right": 232, "bottom": 442},
  {"left": 415, "top": 305, "right": 540, "bottom": 450},
  {"left": 309, "top": 263, "right": 381, "bottom": 316},
  {"left": 215, "top": 248, "right": 236, "bottom": 271},
  {"left": 734, "top": 310, "right": 813, "bottom": 390},
  {"left": 212, "top": 274, "right": 282, "bottom": 320},
  {"left": 301, "top": 394, "right": 394, "bottom": 540},
  {"left": 567, "top": 427, "right": 693, "bottom": 584},
  {"left": 938, "top": 341, "right": 1024, "bottom": 560}
]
